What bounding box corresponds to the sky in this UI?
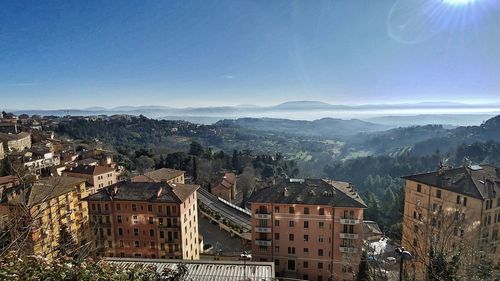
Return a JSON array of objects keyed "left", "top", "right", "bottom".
[{"left": 1, "top": 0, "right": 500, "bottom": 109}]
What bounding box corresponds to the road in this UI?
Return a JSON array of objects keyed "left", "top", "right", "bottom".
[{"left": 197, "top": 188, "right": 251, "bottom": 232}]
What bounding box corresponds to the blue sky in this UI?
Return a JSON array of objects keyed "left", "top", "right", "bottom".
[{"left": 1, "top": 0, "right": 500, "bottom": 109}]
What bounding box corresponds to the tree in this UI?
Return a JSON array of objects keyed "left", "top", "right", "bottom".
[
  {"left": 56, "top": 224, "right": 77, "bottom": 259},
  {"left": 135, "top": 155, "right": 155, "bottom": 173},
  {"left": 192, "top": 157, "right": 198, "bottom": 181},
  {"left": 357, "top": 251, "right": 370, "bottom": 281},
  {"left": 188, "top": 141, "right": 204, "bottom": 157}
]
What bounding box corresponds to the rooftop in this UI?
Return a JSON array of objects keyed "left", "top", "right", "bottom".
[
  {"left": 402, "top": 164, "right": 500, "bottom": 200},
  {"left": 213, "top": 172, "right": 236, "bottom": 189},
  {"left": 0, "top": 132, "right": 30, "bottom": 141},
  {"left": 249, "top": 178, "right": 367, "bottom": 208},
  {"left": 142, "top": 168, "right": 185, "bottom": 182},
  {"left": 85, "top": 181, "right": 198, "bottom": 203},
  {"left": 103, "top": 258, "right": 275, "bottom": 281},
  {"left": 64, "top": 164, "right": 114, "bottom": 176}
]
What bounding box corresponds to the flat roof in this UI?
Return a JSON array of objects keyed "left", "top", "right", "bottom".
[{"left": 103, "top": 258, "right": 275, "bottom": 281}]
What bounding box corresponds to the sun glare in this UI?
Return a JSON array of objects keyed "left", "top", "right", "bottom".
[{"left": 442, "top": 0, "right": 476, "bottom": 5}]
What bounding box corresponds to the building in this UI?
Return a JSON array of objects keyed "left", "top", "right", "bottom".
[
  {"left": 63, "top": 164, "right": 117, "bottom": 192},
  {"left": 103, "top": 257, "right": 275, "bottom": 280},
  {"left": 402, "top": 165, "right": 500, "bottom": 279},
  {"left": 0, "top": 132, "right": 31, "bottom": 152},
  {"left": 0, "top": 177, "right": 90, "bottom": 261},
  {"left": 0, "top": 142, "right": 4, "bottom": 160},
  {"left": 131, "top": 168, "right": 185, "bottom": 184},
  {"left": 211, "top": 172, "right": 236, "bottom": 203},
  {"left": 85, "top": 181, "right": 200, "bottom": 260},
  {"left": 249, "top": 178, "right": 367, "bottom": 281},
  {"left": 0, "top": 175, "right": 19, "bottom": 199}
]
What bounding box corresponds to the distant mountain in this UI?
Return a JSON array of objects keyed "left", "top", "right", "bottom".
[
  {"left": 272, "top": 101, "right": 345, "bottom": 110},
  {"left": 365, "top": 114, "right": 495, "bottom": 127},
  {"left": 215, "top": 117, "right": 389, "bottom": 138}
]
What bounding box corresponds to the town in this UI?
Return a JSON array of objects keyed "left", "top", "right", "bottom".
[{"left": 0, "top": 111, "right": 498, "bottom": 280}]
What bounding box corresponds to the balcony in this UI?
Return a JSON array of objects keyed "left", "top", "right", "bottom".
[
  {"left": 255, "top": 239, "right": 272, "bottom": 246},
  {"left": 255, "top": 227, "right": 271, "bottom": 233},
  {"left": 339, "top": 246, "right": 358, "bottom": 254},
  {"left": 254, "top": 213, "right": 271, "bottom": 219},
  {"left": 339, "top": 233, "right": 359, "bottom": 239},
  {"left": 340, "top": 218, "right": 360, "bottom": 225}
]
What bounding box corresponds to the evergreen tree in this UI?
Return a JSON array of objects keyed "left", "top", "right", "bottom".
[
  {"left": 192, "top": 157, "right": 198, "bottom": 181},
  {"left": 357, "top": 251, "right": 370, "bottom": 281},
  {"left": 189, "top": 141, "right": 204, "bottom": 157}
]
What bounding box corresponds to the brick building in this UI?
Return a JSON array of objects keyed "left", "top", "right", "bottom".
[
  {"left": 249, "top": 178, "right": 367, "bottom": 281},
  {"left": 211, "top": 172, "right": 236, "bottom": 203},
  {"left": 85, "top": 181, "right": 200, "bottom": 260},
  {"left": 63, "top": 164, "right": 117, "bottom": 192}
]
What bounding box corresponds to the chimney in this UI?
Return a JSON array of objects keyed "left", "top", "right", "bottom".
[{"left": 157, "top": 187, "right": 163, "bottom": 198}]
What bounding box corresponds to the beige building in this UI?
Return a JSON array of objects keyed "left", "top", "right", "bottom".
[
  {"left": 63, "top": 165, "right": 117, "bottom": 192},
  {"left": 0, "top": 177, "right": 90, "bottom": 261},
  {"left": 85, "top": 181, "right": 200, "bottom": 260},
  {"left": 0, "top": 132, "right": 31, "bottom": 152},
  {"left": 249, "top": 179, "right": 367, "bottom": 281},
  {"left": 0, "top": 142, "right": 4, "bottom": 160},
  {"left": 131, "top": 168, "right": 185, "bottom": 184},
  {"left": 211, "top": 172, "right": 236, "bottom": 202},
  {"left": 402, "top": 165, "right": 500, "bottom": 279}
]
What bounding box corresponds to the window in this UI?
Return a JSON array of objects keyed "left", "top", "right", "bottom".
[
  {"left": 289, "top": 221, "right": 295, "bottom": 227},
  {"left": 117, "top": 215, "right": 122, "bottom": 223},
  {"left": 463, "top": 197, "right": 467, "bottom": 206},
  {"left": 132, "top": 204, "right": 137, "bottom": 212},
  {"left": 132, "top": 215, "right": 138, "bottom": 224},
  {"left": 287, "top": 260, "right": 296, "bottom": 271},
  {"left": 318, "top": 249, "right": 323, "bottom": 256},
  {"left": 119, "top": 240, "right": 124, "bottom": 247},
  {"left": 289, "top": 234, "right": 294, "bottom": 241},
  {"left": 304, "top": 234, "right": 309, "bottom": 242},
  {"left": 274, "top": 220, "right": 280, "bottom": 226},
  {"left": 118, "top": 228, "right": 123, "bottom": 235},
  {"left": 318, "top": 235, "right": 324, "bottom": 243},
  {"left": 149, "top": 217, "right": 154, "bottom": 224},
  {"left": 274, "top": 206, "right": 279, "bottom": 213},
  {"left": 148, "top": 205, "right": 153, "bottom": 212},
  {"left": 318, "top": 262, "right": 323, "bottom": 269},
  {"left": 160, "top": 231, "right": 164, "bottom": 238},
  {"left": 287, "top": 247, "right": 295, "bottom": 254},
  {"left": 274, "top": 246, "right": 280, "bottom": 253},
  {"left": 135, "top": 241, "right": 140, "bottom": 248},
  {"left": 134, "top": 229, "right": 139, "bottom": 236},
  {"left": 319, "top": 222, "right": 324, "bottom": 229},
  {"left": 275, "top": 233, "right": 280, "bottom": 240},
  {"left": 436, "top": 190, "right": 441, "bottom": 198},
  {"left": 457, "top": 195, "right": 461, "bottom": 204},
  {"left": 150, "top": 229, "right": 154, "bottom": 237},
  {"left": 303, "top": 261, "right": 309, "bottom": 268},
  {"left": 303, "top": 248, "right": 309, "bottom": 256},
  {"left": 116, "top": 203, "right": 121, "bottom": 211},
  {"left": 304, "top": 221, "right": 309, "bottom": 228},
  {"left": 289, "top": 206, "right": 295, "bottom": 214},
  {"left": 319, "top": 208, "right": 324, "bottom": 215},
  {"left": 417, "top": 184, "right": 422, "bottom": 193},
  {"left": 304, "top": 207, "right": 309, "bottom": 214}
]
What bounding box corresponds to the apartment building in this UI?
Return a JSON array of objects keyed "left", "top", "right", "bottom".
[
  {"left": 0, "top": 177, "right": 90, "bottom": 261},
  {"left": 131, "top": 168, "right": 185, "bottom": 184},
  {"left": 402, "top": 165, "right": 500, "bottom": 279},
  {"left": 63, "top": 164, "right": 117, "bottom": 192},
  {"left": 249, "top": 178, "right": 367, "bottom": 281},
  {"left": 85, "top": 181, "right": 199, "bottom": 260}
]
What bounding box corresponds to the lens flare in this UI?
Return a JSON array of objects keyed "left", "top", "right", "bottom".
[{"left": 442, "top": 0, "right": 476, "bottom": 5}]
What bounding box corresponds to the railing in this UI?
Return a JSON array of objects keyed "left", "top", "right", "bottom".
[
  {"left": 339, "top": 233, "right": 359, "bottom": 239},
  {"left": 340, "top": 218, "right": 360, "bottom": 225},
  {"left": 255, "top": 227, "right": 271, "bottom": 233},
  {"left": 339, "top": 246, "right": 358, "bottom": 253},
  {"left": 255, "top": 240, "right": 272, "bottom": 246}
]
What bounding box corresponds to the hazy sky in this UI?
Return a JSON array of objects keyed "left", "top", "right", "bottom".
[{"left": 1, "top": 0, "right": 500, "bottom": 109}]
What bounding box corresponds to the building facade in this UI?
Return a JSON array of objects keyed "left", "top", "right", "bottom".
[
  {"left": 85, "top": 181, "right": 200, "bottom": 260},
  {"left": 0, "top": 177, "right": 90, "bottom": 261},
  {"left": 131, "top": 168, "right": 185, "bottom": 184},
  {"left": 249, "top": 179, "right": 367, "bottom": 281},
  {"left": 211, "top": 172, "right": 236, "bottom": 203},
  {"left": 0, "top": 132, "right": 31, "bottom": 152},
  {"left": 63, "top": 164, "right": 117, "bottom": 192},
  {"left": 402, "top": 165, "right": 500, "bottom": 279}
]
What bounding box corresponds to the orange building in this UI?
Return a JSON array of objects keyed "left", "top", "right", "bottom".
[
  {"left": 211, "top": 172, "right": 236, "bottom": 203},
  {"left": 63, "top": 164, "right": 117, "bottom": 192},
  {"left": 85, "top": 181, "right": 200, "bottom": 260},
  {"left": 249, "top": 178, "right": 367, "bottom": 281}
]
